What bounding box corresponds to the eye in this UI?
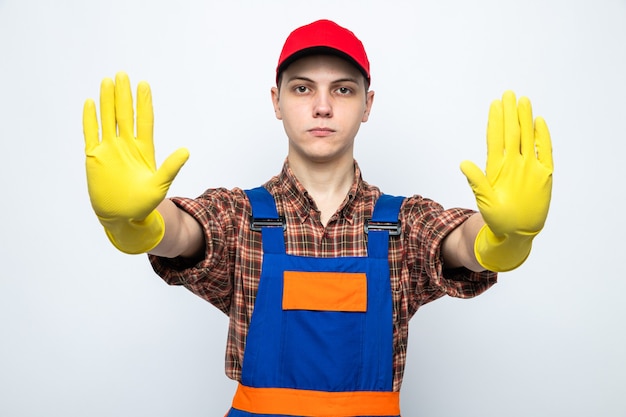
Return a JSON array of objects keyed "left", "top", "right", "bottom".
[
  {"left": 294, "top": 85, "right": 309, "bottom": 94},
  {"left": 336, "top": 87, "right": 352, "bottom": 95}
]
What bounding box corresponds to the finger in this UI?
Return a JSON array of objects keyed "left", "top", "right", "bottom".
[
  {"left": 153, "top": 148, "right": 190, "bottom": 190},
  {"left": 136, "top": 81, "right": 156, "bottom": 168},
  {"left": 114, "top": 71, "right": 135, "bottom": 139},
  {"left": 502, "top": 90, "right": 521, "bottom": 155},
  {"left": 534, "top": 116, "right": 554, "bottom": 172},
  {"left": 83, "top": 99, "right": 100, "bottom": 154},
  {"left": 136, "top": 81, "right": 154, "bottom": 143},
  {"left": 100, "top": 77, "right": 116, "bottom": 140},
  {"left": 518, "top": 96, "right": 535, "bottom": 157},
  {"left": 486, "top": 99, "right": 504, "bottom": 182}
]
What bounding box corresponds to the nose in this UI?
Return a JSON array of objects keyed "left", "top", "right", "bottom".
[{"left": 313, "top": 91, "right": 332, "bottom": 118}]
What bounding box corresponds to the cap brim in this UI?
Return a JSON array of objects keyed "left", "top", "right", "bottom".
[{"left": 276, "top": 46, "right": 370, "bottom": 83}]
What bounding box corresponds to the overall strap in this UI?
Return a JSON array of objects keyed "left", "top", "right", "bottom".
[
  {"left": 366, "top": 194, "right": 405, "bottom": 259},
  {"left": 244, "top": 187, "right": 286, "bottom": 254},
  {"left": 372, "top": 194, "right": 405, "bottom": 224}
]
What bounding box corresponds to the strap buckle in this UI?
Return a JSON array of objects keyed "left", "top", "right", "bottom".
[
  {"left": 364, "top": 219, "right": 402, "bottom": 236},
  {"left": 250, "top": 217, "right": 286, "bottom": 232}
]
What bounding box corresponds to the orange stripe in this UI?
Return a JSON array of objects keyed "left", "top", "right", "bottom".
[
  {"left": 283, "top": 271, "right": 367, "bottom": 312},
  {"left": 232, "top": 384, "right": 400, "bottom": 416}
]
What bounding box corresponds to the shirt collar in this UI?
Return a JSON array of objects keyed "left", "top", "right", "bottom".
[{"left": 278, "top": 158, "right": 364, "bottom": 224}]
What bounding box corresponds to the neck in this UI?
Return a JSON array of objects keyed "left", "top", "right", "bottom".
[{"left": 288, "top": 156, "right": 355, "bottom": 226}]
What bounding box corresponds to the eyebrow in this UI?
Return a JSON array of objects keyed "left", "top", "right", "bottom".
[{"left": 286, "top": 75, "right": 361, "bottom": 85}]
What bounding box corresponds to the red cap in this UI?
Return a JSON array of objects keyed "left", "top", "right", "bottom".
[{"left": 276, "top": 20, "right": 370, "bottom": 84}]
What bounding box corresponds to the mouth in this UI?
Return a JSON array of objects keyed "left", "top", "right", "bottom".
[{"left": 308, "top": 127, "right": 336, "bottom": 137}]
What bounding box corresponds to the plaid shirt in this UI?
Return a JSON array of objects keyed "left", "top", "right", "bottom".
[{"left": 149, "top": 160, "right": 497, "bottom": 391}]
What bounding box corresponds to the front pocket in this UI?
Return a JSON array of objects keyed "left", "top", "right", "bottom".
[
  {"left": 280, "top": 270, "right": 367, "bottom": 391},
  {"left": 280, "top": 309, "right": 365, "bottom": 391}
]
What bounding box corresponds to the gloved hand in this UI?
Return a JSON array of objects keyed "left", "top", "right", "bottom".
[
  {"left": 460, "top": 91, "right": 553, "bottom": 272},
  {"left": 83, "top": 72, "right": 189, "bottom": 254}
]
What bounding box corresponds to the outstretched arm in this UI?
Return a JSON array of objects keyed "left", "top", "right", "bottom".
[
  {"left": 83, "top": 72, "right": 203, "bottom": 257},
  {"left": 442, "top": 213, "right": 486, "bottom": 272},
  {"left": 442, "top": 91, "right": 554, "bottom": 272},
  {"left": 152, "top": 199, "right": 204, "bottom": 258}
]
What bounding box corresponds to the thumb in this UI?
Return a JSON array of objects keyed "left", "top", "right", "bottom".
[
  {"left": 153, "top": 147, "right": 190, "bottom": 189},
  {"left": 459, "top": 160, "right": 492, "bottom": 201}
]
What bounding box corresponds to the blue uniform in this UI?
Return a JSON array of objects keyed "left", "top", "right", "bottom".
[{"left": 227, "top": 187, "right": 404, "bottom": 417}]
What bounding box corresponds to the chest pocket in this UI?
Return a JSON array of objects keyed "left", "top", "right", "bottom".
[{"left": 283, "top": 271, "right": 367, "bottom": 312}]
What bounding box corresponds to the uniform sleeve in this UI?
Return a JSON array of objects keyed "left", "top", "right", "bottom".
[
  {"left": 148, "top": 188, "right": 249, "bottom": 315},
  {"left": 401, "top": 196, "right": 497, "bottom": 317}
]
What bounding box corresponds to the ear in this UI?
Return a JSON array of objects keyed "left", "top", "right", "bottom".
[
  {"left": 362, "top": 90, "right": 375, "bottom": 122},
  {"left": 271, "top": 87, "right": 282, "bottom": 120}
]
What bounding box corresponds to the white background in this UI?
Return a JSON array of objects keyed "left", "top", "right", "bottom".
[{"left": 1, "top": 0, "right": 625, "bottom": 416}]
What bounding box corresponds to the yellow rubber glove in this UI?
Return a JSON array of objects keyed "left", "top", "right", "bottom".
[
  {"left": 460, "top": 91, "right": 553, "bottom": 272},
  {"left": 83, "top": 72, "right": 189, "bottom": 254}
]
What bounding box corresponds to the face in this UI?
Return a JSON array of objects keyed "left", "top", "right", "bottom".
[{"left": 271, "top": 54, "right": 375, "bottom": 166}]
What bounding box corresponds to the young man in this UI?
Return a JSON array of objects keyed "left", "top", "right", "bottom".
[{"left": 83, "top": 19, "right": 553, "bottom": 417}]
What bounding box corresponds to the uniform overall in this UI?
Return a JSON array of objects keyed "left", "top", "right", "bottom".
[{"left": 227, "top": 187, "right": 404, "bottom": 417}]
